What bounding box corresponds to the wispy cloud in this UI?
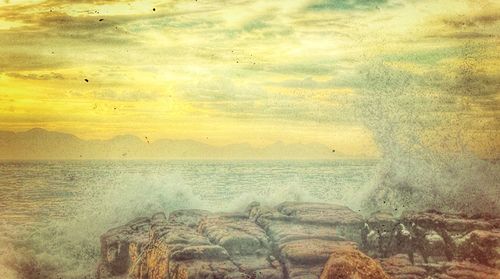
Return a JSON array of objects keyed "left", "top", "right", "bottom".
[
  {"left": 6, "top": 72, "right": 65, "bottom": 80},
  {"left": 306, "top": 0, "right": 391, "bottom": 11},
  {"left": 0, "top": 0, "right": 498, "bottom": 156}
]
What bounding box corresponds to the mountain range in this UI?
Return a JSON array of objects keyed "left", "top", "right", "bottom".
[{"left": 0, "top": 128, "right": 346, "bottom": 160}]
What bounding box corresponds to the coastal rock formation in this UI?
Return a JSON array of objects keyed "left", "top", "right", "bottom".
[{"left": 97, "top": 202, "right": 500, "bottom": 279}]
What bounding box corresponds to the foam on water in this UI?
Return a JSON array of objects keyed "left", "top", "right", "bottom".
[{"left": 1, "top": 172, "right": 207, "bottom": 279}]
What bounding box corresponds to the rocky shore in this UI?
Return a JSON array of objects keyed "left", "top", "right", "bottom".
[{"left": 96, "top": 202, "right": 499, "bottom": 279}]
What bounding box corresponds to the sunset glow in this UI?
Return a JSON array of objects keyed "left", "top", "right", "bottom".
[{"left": 1, "top": 0, "right": 498, "bottom": 157}]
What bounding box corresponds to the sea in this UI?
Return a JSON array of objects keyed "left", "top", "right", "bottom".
[{"left": 0, "top": 159, "right": 379, "bottom": 279}]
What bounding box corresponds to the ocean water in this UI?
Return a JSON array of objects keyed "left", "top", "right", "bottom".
[{"left": 0, "top": 159, "right": 378, "bottom": 279}]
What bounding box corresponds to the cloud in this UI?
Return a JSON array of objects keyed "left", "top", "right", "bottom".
[
  {"left": 306, "top": 0, "right": 390, "bottom": 11},
  {"left": 67, "top": 89, "right": 162, "bottom": 102},
  {"left": 0, "top": 0, "right": 497, "bottom": 155},
  {"left": 245, "top": 61, "right": 336, "bottom": 76},
  {"left": 272, "top": 77, "right": 337, "bottom": 89},
  {"left": 42, "top": 0, "right": 134, "bottom": 5},
  {"left": 442, "top": 12, "right": 500, "bottom": 28},
  {"left": 424, "top": 8, "right": 500, "bottom": 40},
  {"left": 180, "top": 76, "right": 358, "bottom": 124},
  {"left": 6, "top": 72, "right": 65, "bottom": 80},
  {"left": 204, "top": 93, "right": 358, "bottom": 124},
  {"left": 426, "top": 32, "right": 495, "bottom": 40},
  {"left": 182, "top": 78, "right": 269, "bottom": 103},
  {"left": 0, "top": 51, "right": 68, "bottom": 71},
  {"left": 92, "top": 90, "right": 160, "bottom": 102},
  {"left": 380, "top": 47, "right": 460, "bottom": 65}
]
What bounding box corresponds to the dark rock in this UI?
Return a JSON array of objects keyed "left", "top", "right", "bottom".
[
  {"left": 362, "top": 211, "right": 398, "bottom": 257},
  {"left": 456, "top": 230, "right": 500, "bottom": 267},
  {"left": 399, "top": 210, "right": 498, "bottom": 262}
]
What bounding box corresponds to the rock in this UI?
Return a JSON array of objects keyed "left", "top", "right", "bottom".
[
  {"left": 362, "top": 211, "right": 398, "bottom": 257},
  {"left": 403, "top": 210, "right": 494, "bottom": 232},
  {"left": 378, "top": 254, "right": 429, "bottom": 279},
  {"left": 379, "top": 254, "right": 500, "bottom": 279},
  {"left": 168, "top": 259, "right": 242, "bottom": 279},
  {"left": 253, "top": 202, "right": 364, "bottom": 278},
  {"left": 198, "top": 213, "right": 269, "bottom": 256},
  {"left": 424, "top": 230, "right": 447, "bottom": 256},
  {"left": 170, "top": 245, "right": 230, "bottom": 261},
  {"left": 276, "top": 202, "right": 364, "bottom": 226},
  {"left": 320, "top": 246, "right": 389, "bottom": 279},
  {"left": 198, "top": 213, "right": 283, "bottom": 278},
  {"left": 456, "top": 230, "right": 500, "bottom": 267},
  {"left": 98, "top": 217, "right": 150, "bottom": 276},
  {"left": 146, "top": 215, "right": 236, "bottom": 279},
  {"left": 281, "top": 239, "right": 356, "bottom": 265},
  {"left": 437, "top": 261, "right": 500, "bottom": 279},
  {"left": 168, "top": 209, "right": 212, "bottom": 228},
  {"left": 97, "top": 202, "right": 499, "bottom": 279},
  {"left": 395, "top": 210, "right": 498, "bottom": 262}
]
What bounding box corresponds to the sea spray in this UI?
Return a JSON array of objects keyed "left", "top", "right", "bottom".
[
  {"left": 0, "top": 171, "right": 208, "bottom": 279},
  {"left": 354, "top": 54, "right": 499, "bottom": 215}
]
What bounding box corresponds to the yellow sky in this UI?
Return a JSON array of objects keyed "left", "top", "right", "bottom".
[{"left": 0, "top": 0, "right": 498, "bottom": 157}]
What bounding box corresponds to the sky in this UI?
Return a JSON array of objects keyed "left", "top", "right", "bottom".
[{"left": 0, "top": 0, "right": 498, "bottom": 157}]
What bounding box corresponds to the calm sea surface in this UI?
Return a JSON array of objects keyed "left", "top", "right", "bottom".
[{"left": 0, "top": 160, "right": 378, "bottom": 278}]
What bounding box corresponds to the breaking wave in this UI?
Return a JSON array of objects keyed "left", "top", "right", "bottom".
[
  {"left": 0, "top": 161, "right": 372, "bottom": 278},
  {"left": 354, "top": 58, "right": 499, "bottom": 215}
]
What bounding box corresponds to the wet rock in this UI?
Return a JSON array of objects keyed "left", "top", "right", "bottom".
[
  {"left": 129, "top": 237, "right": 150, "bottom": 279},
  {"left": 379, "top": 254, "right": 500, "bottom": 279},
  {"left": 281, "top": 239, "right": 355, "bottom": 265},
  {"left": 320, "top": 246, "right": 389, "bottom": 279},
  {"left": 169, "top": 259, "right": 242, "bottom": 279},
  {"left": 401, "top": 210, "right": 498, "bottom": 262},
  {"left": 198, "top": 213, "right": 283, "bottom": 278},
  {"left": 170, "top": 245, "right": 230, "bottom": 261},
  {"left": 362, "top": 211, "right": 398, "bottom": 257},
  {"left": 276, "top": 202, "right": 364, "bottom": 225},
  {"left": 146, "top": 215, "right": 235, "bottom": 279},
  {"left": 378, "top": 254, "right": 429, "bottom": 279},
  {"left": 198, "top": 213, "right": 269, "bottom": 255},
  {"left": 252, "top": 202, "right": 363, "bottom": 278},
  {"left": 98, "top": 217, "right": 150, "bottom": 277},
  {"left": 456, "top": 230, "right": 500, "bottom": 267},
  {"left": 97, "top": 202, "right": 499, "bottom": 279},
  {"left": 403, "top": 210, "right": 494, "bottom": 232},
  {"left": 168, "top": 209, "right": 212, "bottom": 228},
  {"left": 437, "top": 261, "right": 500, "bottom": 279},
  {"left": 281, "top": 239, "right": 357, "bottom": 278}
]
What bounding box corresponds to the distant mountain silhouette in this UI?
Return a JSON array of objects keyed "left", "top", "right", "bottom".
[{"left": 0, "top": 128, "right": 347, "bottom": 160}]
